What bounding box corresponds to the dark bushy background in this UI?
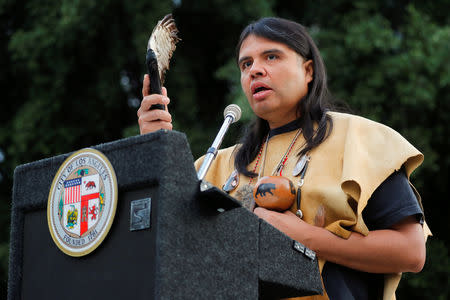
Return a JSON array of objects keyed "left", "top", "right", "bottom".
[{"left": 0, "top": 0, "right": 448, "bottom": 298}]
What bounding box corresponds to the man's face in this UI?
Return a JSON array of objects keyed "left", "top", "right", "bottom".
[{"left": 238, "top": 35, "right": 313, "bottom": 129}]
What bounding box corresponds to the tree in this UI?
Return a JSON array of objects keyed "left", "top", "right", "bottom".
[{"left": 0, "top": 0, "right": 448, "bottom": 298}]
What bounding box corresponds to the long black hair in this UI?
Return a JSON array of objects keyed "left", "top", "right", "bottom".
[{"left": 234, "top": 17, "right": 335, "bottom": 178}]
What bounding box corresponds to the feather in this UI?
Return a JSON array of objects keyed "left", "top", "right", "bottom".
[{"left": 147, "top": 14, "right": 181, "bottom": 85}]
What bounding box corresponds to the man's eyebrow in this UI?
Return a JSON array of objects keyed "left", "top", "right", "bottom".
[
  {"left": 238, "top": 48, "right": 284, "bottom": 66},
  {"left": 238, "top": 56, "right": 250, "bottom": 66},
  {"left": 262, "top": 48, "right": 284, "bottom": 56}
]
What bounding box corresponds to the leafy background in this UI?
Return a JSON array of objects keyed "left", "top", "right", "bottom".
[{"left": 0, "top": 0, "right": 448, "bottom": 298}]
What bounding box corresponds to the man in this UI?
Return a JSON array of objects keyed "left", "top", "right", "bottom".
[{"left": 138, "top": 17, "right": 429, "bottom": 300}]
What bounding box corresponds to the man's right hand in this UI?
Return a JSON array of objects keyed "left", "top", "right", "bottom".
[{"left": 137, "top": 74, "right": 173, "bottom": 134}]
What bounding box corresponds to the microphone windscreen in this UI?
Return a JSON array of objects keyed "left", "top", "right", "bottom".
[{"left": 223, "top": 104, "right": 242, "bottom": 123}]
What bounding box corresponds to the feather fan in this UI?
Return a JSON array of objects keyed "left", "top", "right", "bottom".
[{"left": 147, "top": 14, "right": 181, "bottom": 87}]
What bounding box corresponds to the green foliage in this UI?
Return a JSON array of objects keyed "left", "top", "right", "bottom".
[
  {"left": 215, "top": 59, "right": 253, "bottom": 123},
  {"left": 313, "top": 4, "right": 450, "bottom": 242},
  {"left": 313, "top": 5, "right": 450, "bottom": 298},
  {"left": 0, "top": 0, "right": 448, "bottom": 298}
]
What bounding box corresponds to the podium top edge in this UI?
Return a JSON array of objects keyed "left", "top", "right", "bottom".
[{"left": 13, "top": 130, "right": 188, "bottom": 175}]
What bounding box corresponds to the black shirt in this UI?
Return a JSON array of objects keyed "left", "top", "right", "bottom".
[{"left": 322, "top": 170, "right": 424, "bottom": 300}]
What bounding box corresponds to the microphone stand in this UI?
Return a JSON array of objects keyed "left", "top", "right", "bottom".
[
  {"left": 197, "top": 104, "right": 242, "bottom": 212},
  {"left": 197, "top": 105, "right": 241, "bottom": 181}
]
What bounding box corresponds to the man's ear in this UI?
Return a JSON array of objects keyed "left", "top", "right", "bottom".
[{"left": 304, "top": 60, "right": 314, "bottom": 83}]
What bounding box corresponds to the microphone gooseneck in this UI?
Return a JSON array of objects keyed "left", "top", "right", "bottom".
[{"left": 197, "top": 104, "right": 242, "bottom": 181}]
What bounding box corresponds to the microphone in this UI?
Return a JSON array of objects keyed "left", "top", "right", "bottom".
[
  {"left": 197, "top": 104, "right": 242, "bottom": 181},
  {"left": 223, "top": 104, "right": 242, "bottom": 124}
]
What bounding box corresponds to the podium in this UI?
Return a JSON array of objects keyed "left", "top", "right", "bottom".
[{"left": 8, "top": 130, "right": 322, "bottom": 299}]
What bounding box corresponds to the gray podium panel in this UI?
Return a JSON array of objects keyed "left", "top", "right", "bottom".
[{"left": 9, "top": 130, "right": 322, "bottom": 299}]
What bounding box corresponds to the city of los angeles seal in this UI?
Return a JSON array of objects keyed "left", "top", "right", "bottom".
[{"left": 47, "top": 148, "right": 118, "bottom": 257}]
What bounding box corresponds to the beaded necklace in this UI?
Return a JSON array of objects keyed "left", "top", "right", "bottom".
[
  {"left": 224, "top": 123, "right": 312, "bottom": 216},
  {"left": 248, "top": 135, "right": 268, "bottom": 185},
  {"left": 233, "top": 129, "right": 303, "bottom": 210},
  {"left": 256, "top": 128, "right": 303, "bottom": 181}
]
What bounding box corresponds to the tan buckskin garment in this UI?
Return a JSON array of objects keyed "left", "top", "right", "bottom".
[{"left": 195, "top": 112, "right": 432, "bottom": 300}]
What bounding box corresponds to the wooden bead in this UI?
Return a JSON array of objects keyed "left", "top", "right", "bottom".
[{"left": 253, "top": 176, "right": 296, "bottom": 211}]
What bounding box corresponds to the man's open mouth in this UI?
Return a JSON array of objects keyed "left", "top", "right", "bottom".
[
  {"left": 251, "top": 83, "right": 272, "bottom": 95},
  {"left": 254, "top": 86, "right": 270, "bottom": 94}
]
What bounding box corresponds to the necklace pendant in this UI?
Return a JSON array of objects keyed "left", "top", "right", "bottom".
[
  {"left": 235, "top": 184, "right": 255, "bottom": 211},
  {"left": 222, "top": 169, "right": 239, "bottom": 193},
  {"left": 293, "top": 154, "right": 310, "bottom": 177}
]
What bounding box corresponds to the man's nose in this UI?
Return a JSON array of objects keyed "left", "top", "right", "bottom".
[{"left": 250, "top": 61, "right": 266, "bottom": 78}]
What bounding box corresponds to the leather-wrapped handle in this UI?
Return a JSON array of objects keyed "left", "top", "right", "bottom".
[{"left": 146, "top": 49, "right": 165, "bottom": 110}]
